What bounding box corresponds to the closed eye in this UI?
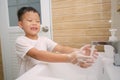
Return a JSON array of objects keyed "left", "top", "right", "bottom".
[
  {"left": 36, "top": 20, "right": 40, "bottom": 23},
  {"left": 27, "top": 20, "right": 32, "bottom": 22}
]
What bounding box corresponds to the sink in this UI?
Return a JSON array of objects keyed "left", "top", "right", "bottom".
[
  {"left": 17, "top": 53, "right": 120, "bottom": 80},
  {"left": 16, "top": 53, "right": 105, "bottom": 80},
  {"left": 38, "top": 56, "right": 104, "bottom": 80}
]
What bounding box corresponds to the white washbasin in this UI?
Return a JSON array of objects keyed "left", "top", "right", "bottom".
[
  {"left": 37, "top": 56, "right": 104, "bottom": 80},
  {"left": 16, "top": 54, "right": 105, "bottom": 80},
  {"left": 16, "top": 53, "right": 120, "bottom": 80}
]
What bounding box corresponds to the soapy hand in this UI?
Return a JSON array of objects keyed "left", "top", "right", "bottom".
[
  {"left": 73, "top": 44, "right": 98, "bottom": 68},
  {"left": 76, "top": 44, "right": 98, "bottom": 59},
  {"left": 75, "top": 53, "right": 94, "bottom": 68},
  {"left": 68, "top": 53, "right": 95, "bottom": 68},
  {"left": 76, "top": 53, "right": 93, "bottom": 62}
]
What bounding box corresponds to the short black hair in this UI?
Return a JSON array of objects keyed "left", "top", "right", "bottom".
[{"left": 17, "top": 7, "right": 40, "bottom": 21}]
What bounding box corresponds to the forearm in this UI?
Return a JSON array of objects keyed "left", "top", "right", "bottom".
[
  {"left": 36, "top": 50, "right": 70, "bottom": 62},
  {"left": 27, "top": 48, "right": 75, "bottom": 63},
  {"left": 53, "top": 45, "right": 76, "bottom": 54},
  {"left": 60, "top": 46, "right": 75, "bottom": 53}
]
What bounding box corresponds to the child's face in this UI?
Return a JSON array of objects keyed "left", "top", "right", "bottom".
[{"left": 18, "top": 11, "right": 40, "bottom": 38}]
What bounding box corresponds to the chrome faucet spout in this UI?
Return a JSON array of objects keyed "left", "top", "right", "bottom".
[
  {"left": 91, "top": 41, "right": 120, "bottom": 66},
  {"left": 91, "top": 41, "right": 117, "bottom": 53},
  {"left": 91, "top": 41, "right": 112, "bottom": 45}
]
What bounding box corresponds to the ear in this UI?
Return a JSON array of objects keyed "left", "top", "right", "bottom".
[{"left": 18, "top": 21, "right": 23, "bottom": 29}]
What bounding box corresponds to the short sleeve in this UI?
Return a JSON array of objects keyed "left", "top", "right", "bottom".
[
  {"left": 15, "top": 37, "right": 34, "bottom": 59},
  {"left": 44, "top": 37, "right": 57, "bottom": 51}
]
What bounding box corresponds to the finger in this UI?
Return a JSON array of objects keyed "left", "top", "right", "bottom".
[
  {"left": 92, "top": 52, "right": 99, "bottom": 59},
  {"left": 84, "top": 62, "right": 92, "bottom": 66},
  {"left": 85, "top": 58, "right": 94, "bottom": 63},
  {"left": 80, "top": 44, "right": 91, "bottom": 51},
  {"left": 77, "top": 54, "right": 92, "bottom": 60},
  {"left": 85, "top": 49, "right": 91, "bottom": 56},
  {"left": 93, "top": 54, "right": 98, "bottom": 59},
  {"left": 79, "top": 62, "right": 92, "bottom": 68}
]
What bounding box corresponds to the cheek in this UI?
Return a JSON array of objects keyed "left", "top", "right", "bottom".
[
  {"left": 38, "top": 27, "right": 40, "bottom": 31},
  {"left": 23, "top": 24, "right": 30, "bottom": 29},
  {"left": 38, "top": 25, "right": 41, "bottom": 29}
]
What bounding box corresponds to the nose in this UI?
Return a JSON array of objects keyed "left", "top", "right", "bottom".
[{"left": 32, "top": 21, "right": 37, "bottom": 24}]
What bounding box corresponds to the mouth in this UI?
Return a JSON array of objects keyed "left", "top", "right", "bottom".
[{"left": 30, "top": 27, "right": 38, "bottom": 31}]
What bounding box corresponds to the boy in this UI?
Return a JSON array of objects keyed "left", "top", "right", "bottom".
[{"left": 16, "top": 7, "right": 97, "bottom": 76}]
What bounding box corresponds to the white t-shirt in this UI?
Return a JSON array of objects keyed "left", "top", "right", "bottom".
[{"left": 15, "top": 36, "right": 57, "bottom": 76}]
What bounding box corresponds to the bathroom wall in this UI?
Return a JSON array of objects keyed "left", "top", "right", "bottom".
[
  {"left": 111, "top": 0, "right": 120, "bottom": 40},
  {"left": 51, "top": 0, "right": 111, "bottom": 50},
  {"left": 0, "top": 39, "right": 4, "bottom": 80}
]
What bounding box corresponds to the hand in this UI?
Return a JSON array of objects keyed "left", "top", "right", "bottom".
[
  {"left": 68, "top": 52, "right": 94, "bottom": 67},
  {"left": 75, "top": 44, "right": 98, "bottom": 60},
  {"left": 80, "top": 44, "right": 92, "bottom": 56},
  {"left": 79, "top": 61, "right": 93, "bottom": 68},
  {"left": 73, "top": 44, "right": 98, "bottom": 68},
  {"left": 67, "top": 52, "right": 92, "bottom": 64},
  {"left": 76, "top": 54, "right": 94, "bottom": 68},
  {"left": 67, "top": 53, "right": 78, "bottom": 64}
]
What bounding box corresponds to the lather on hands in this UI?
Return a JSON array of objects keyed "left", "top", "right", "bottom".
[{"left": 69, "top": 44, "right": 98, "bottom": 68}]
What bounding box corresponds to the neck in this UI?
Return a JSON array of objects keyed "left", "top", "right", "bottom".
[{"left": 25, "top": 35, "right": 38, "bottom": 40}]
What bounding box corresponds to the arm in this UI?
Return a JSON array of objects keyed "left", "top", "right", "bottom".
[
  {"left": 27, "top": 44, "right": 96, "bottom": 68},
  {"left": 52, "top": 44, "right": 98, "bottom": 68},
  {"left": 26, "top": 47, "right": 76, "bottom": 63},
  {"left": 52, "top": 44, "right": 76, "bottom": 54}
]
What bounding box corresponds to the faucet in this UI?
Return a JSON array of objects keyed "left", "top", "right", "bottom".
[{"left": 91, "top": 41, "right": 120, "bottom": 66}]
